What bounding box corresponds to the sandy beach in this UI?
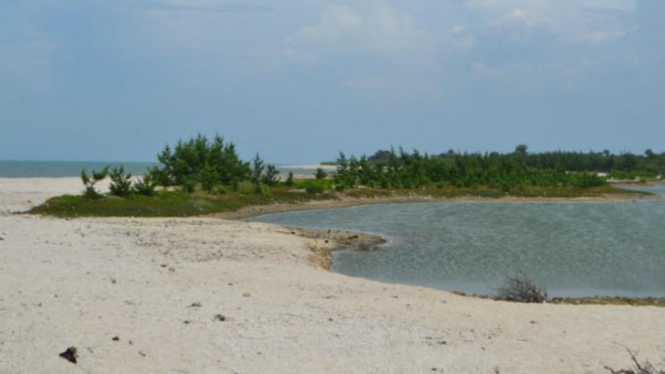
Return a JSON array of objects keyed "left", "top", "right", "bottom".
[{"left": 1, "top": 178, "right": 663, "bottom": 373}]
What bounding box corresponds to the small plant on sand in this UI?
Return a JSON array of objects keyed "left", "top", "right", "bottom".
[
  {"left": 495, "top": 272, "right": 547, "bottom": 303},
  {"left": 285, "top": 172, "right": 295, "bottom": 187},
  {"left": 605, "top": 348, "right": 664, "bottom": 374},
  {"left": 315, "top": 167, "right": 327, "bottom": 180},
  {"left": 133, "top": 175, "right": 156, "bottom": 196},
  {"left": 262, "top": 164, "right": 279, "bottom": 187},
  {"left": 305, "top": 180, "right": 326, "bottom": 194},
  {"left": 251, "top": 153, "right": 265, "bottom": 193},
  {"left": 81, "top": 167, "right": 109, "bottom": 199},
  {"left": 109, "top": 166, "right": 132, "bottom": 197}
]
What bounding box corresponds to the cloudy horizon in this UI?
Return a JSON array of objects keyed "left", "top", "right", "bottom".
[{"left": 1, "top": 0, "right": 663, "bottom": 163}]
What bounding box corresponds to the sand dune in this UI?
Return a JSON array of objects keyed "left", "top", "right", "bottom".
[{"left": 0, "top": 178, "right": 662, "bottom": 373}]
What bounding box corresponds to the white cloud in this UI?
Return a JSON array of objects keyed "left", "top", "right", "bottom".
[
  {"left": 282, "top": 2, "right": 444, "bottom": 100},
  {"left": 282, "top": 4, "right": 362, "bottom": 59},
  {"left": 466, "top": 0, "right": 637, "bottom": 44},
  {"left": 452, "top": 25, "right": 466, "bottom": 34},
  {"left": 282, "top": 2, "right": 434, "bottom": 62}
]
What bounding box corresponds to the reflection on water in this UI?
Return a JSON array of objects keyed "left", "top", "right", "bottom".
[
  {"left": 251, "top": 200, "right": 665, "bottom": 297},
  {"left": 615, "top": 183, "right": 665, "bottom": 195}
]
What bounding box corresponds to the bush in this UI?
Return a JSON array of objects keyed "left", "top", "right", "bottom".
[
  {"left": 200, "top": 164, "right": 220, "bottom": 193},
  {"left": 305, "top": 180, "right": 326, "bottom": 194},
  {"left": 81, "top": 167, "right": 109, "bottom": 199},
  {"left": 495, "top": 273, "right": 547, "bottom": 303},
  {"left": 180, "top": 178, "right": 196, "bottom": 193},
  {"left": 285, "top": 172, "right": 295, "bottom": 187},
  {"left": 262, "top": 164, "right": 279, "bottom": 186},
  {"left": 133, "top": 175, "right": 156, "bottom": 196},
  {"left": 153, "top": 134, "right": 250, "bottom": 188},
  {"left": 315, "top": 168, "right": 327, "bottom": 180},
  {"left": 606, "top": 348, "right": 665, "bottom": 374},
  {"left": 109, "top": 166, "right": 132, "bottom": 197}
]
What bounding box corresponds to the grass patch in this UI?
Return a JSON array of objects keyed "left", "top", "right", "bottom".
[
  {"left": 344, "top": 185, "right": 649, "bottom": 200},
  {"left": 550, "top": 296, "right": 665, "bottom": 307},
  {"left": 30, "top": 187, "right": 336, "bottom": 218},
  {"left": 29, "top": 183, "right": 650, "bottom": 218}
]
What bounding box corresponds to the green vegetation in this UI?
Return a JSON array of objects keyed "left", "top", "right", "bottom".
[
  {"left": 148, "top": 134, "right": 262, "bottom": 190},
  {"left": 30, "top": 137, "right": 654, "bottom": 218},
  {"left": 132, "top": 175, "right": 157, "bottom": 197},
  {"left": 315, "top": 167, "right": 327, "bottom": 180},
  {"left": 304, "top": 180, "right": 328, "bottom": 194},
  {"left": 333, "top": 145, "right": 665, "bottom": 191},
  {"left": 31, "top": 183, "right": 337, "bottom": 218},
  {"left": 80, "top": 167, "right": 109, "bottom": 199},
  {"left": 285, "top": 172, "right": 295, "bottom": 187},
  {"left": 109, "top": 166, "right": 132, "bottom": 197}
]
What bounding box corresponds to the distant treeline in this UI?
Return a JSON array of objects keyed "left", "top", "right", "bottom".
[
  {"left": 333, "top": 145, "right": 664, "bottom": 190},
  {"left": 81, "top": 135, "right": 664, "bottom": 198}
]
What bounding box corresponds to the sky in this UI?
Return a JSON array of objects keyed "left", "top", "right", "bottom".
[{"left": 1, "top": 0, "right": 663, "bottom": 163}]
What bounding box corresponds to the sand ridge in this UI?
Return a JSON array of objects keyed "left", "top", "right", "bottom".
[{"left": 0, "top": 178, "right": 663, "bottom": 373}]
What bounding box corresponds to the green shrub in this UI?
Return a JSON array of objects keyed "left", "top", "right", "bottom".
[
  {"left": 81, "top": 167, "right": 109, "bottom": 199},
  {"left": 200, "top": 164, "right": 220, "bottom": 193},
  {"left": 251, "top": 153, "right": 264, "bottom": 185},
  {"left": 305, "top": 180, "right": 326, "bottom": 194},
  {"left": 285, "top": 172, "right": 295, "bottom": 187},
  {"left": 257, "top": 183, "right": 272, "bottom": 198},
  {"left": 133, "top": 175, "right": 156, "bottom": 196},
  {"left": 315, "top": 168, "right": 327, "bottom": 180},
  {"left": 153, "top": 134, "right": 250, "bottom": 188},
  {"left": 236, "top": 181, "right": 255, "bottom": 194},
  {"left": 109, "top": 166, "right": 132, "bottom": 197},
  {"left": 180, "top": 178, "right": 196, "bottom": 193},
  {"left": 262, "top": 164, "right": 279, "bottom": 186}
]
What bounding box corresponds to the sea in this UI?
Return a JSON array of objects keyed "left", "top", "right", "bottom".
[{"left": 0, "top": 160, "right": 333, "bottom": 178}]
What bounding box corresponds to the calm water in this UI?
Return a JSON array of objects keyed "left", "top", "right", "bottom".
[
  {"left": 0, "top": 161, "right": 157, "bottom": 178},
  {"left": 251, "top": 198, "right": 665, "bottom": 298},
  {"left": 0, "top": 160, "right": 331, "bottom": 178}
]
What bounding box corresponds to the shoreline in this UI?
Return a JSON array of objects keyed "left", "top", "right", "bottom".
[
  {"left": 291, "top": 227, "right": 388, "bottom": 270},
  {"left": 216, "top": 191, "right": 660, "bottom": 220},
  {"left": 289, "top": 225, "right": 665, "bottom": 307},
  {"left": 3, "top": 177, "right": 665, "bottom": 373},
  {"left": 234, "top": 196, "right": 665, "bottom": 307},
  {"left": 6, "top": 177, "right": 663, "bottom": 306}
]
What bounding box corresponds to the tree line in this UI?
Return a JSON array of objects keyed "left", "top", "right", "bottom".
[
  {"left": 333, "top": 145, "right": 664, "bottom": 191},
  {"left": 82, "top": 136, "right": 664, "bottom": 198}
]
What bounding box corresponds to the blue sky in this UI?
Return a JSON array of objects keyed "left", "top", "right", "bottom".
[{"left": 1, "top": 0, "right": 663, "bottom": 163}]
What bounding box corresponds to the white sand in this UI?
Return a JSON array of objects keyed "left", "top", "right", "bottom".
[{"left": 0, "top": 178, "right": 663, "bottom": 373}]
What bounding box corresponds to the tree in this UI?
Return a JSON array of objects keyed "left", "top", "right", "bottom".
[
  {"left": 262, "top": 164, "right": 279, "bottom": 186},
  {"left": 150, "top": 134, "right": 250, "bottom": 190},
  {"left": 109, "top": 166, "right": 132, "bottom": 197},
  {"left": 251, "top": 154, "right": 265, "bottom": 184},
  {"left": 515, "top": 144, "right": 528, "bottom": 155},
  {"left": 251, "top": 153, "right": 265, "bottom": 193},
  {"left": 315, "top": 168, "right": 327, "bottom": 180},
  {"left": 285, "top": 172, "right": 295, "bottom": 187},
  {"left": 133, "top": 175, "right": 156, "bottom": 196},
  {"left": 81, "top": 167, "right": 109, "bottom": 199}
]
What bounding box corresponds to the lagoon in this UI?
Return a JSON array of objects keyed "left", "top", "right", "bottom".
[{"left": 251, "top": 197, "right": 665, "bottom": 298}]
